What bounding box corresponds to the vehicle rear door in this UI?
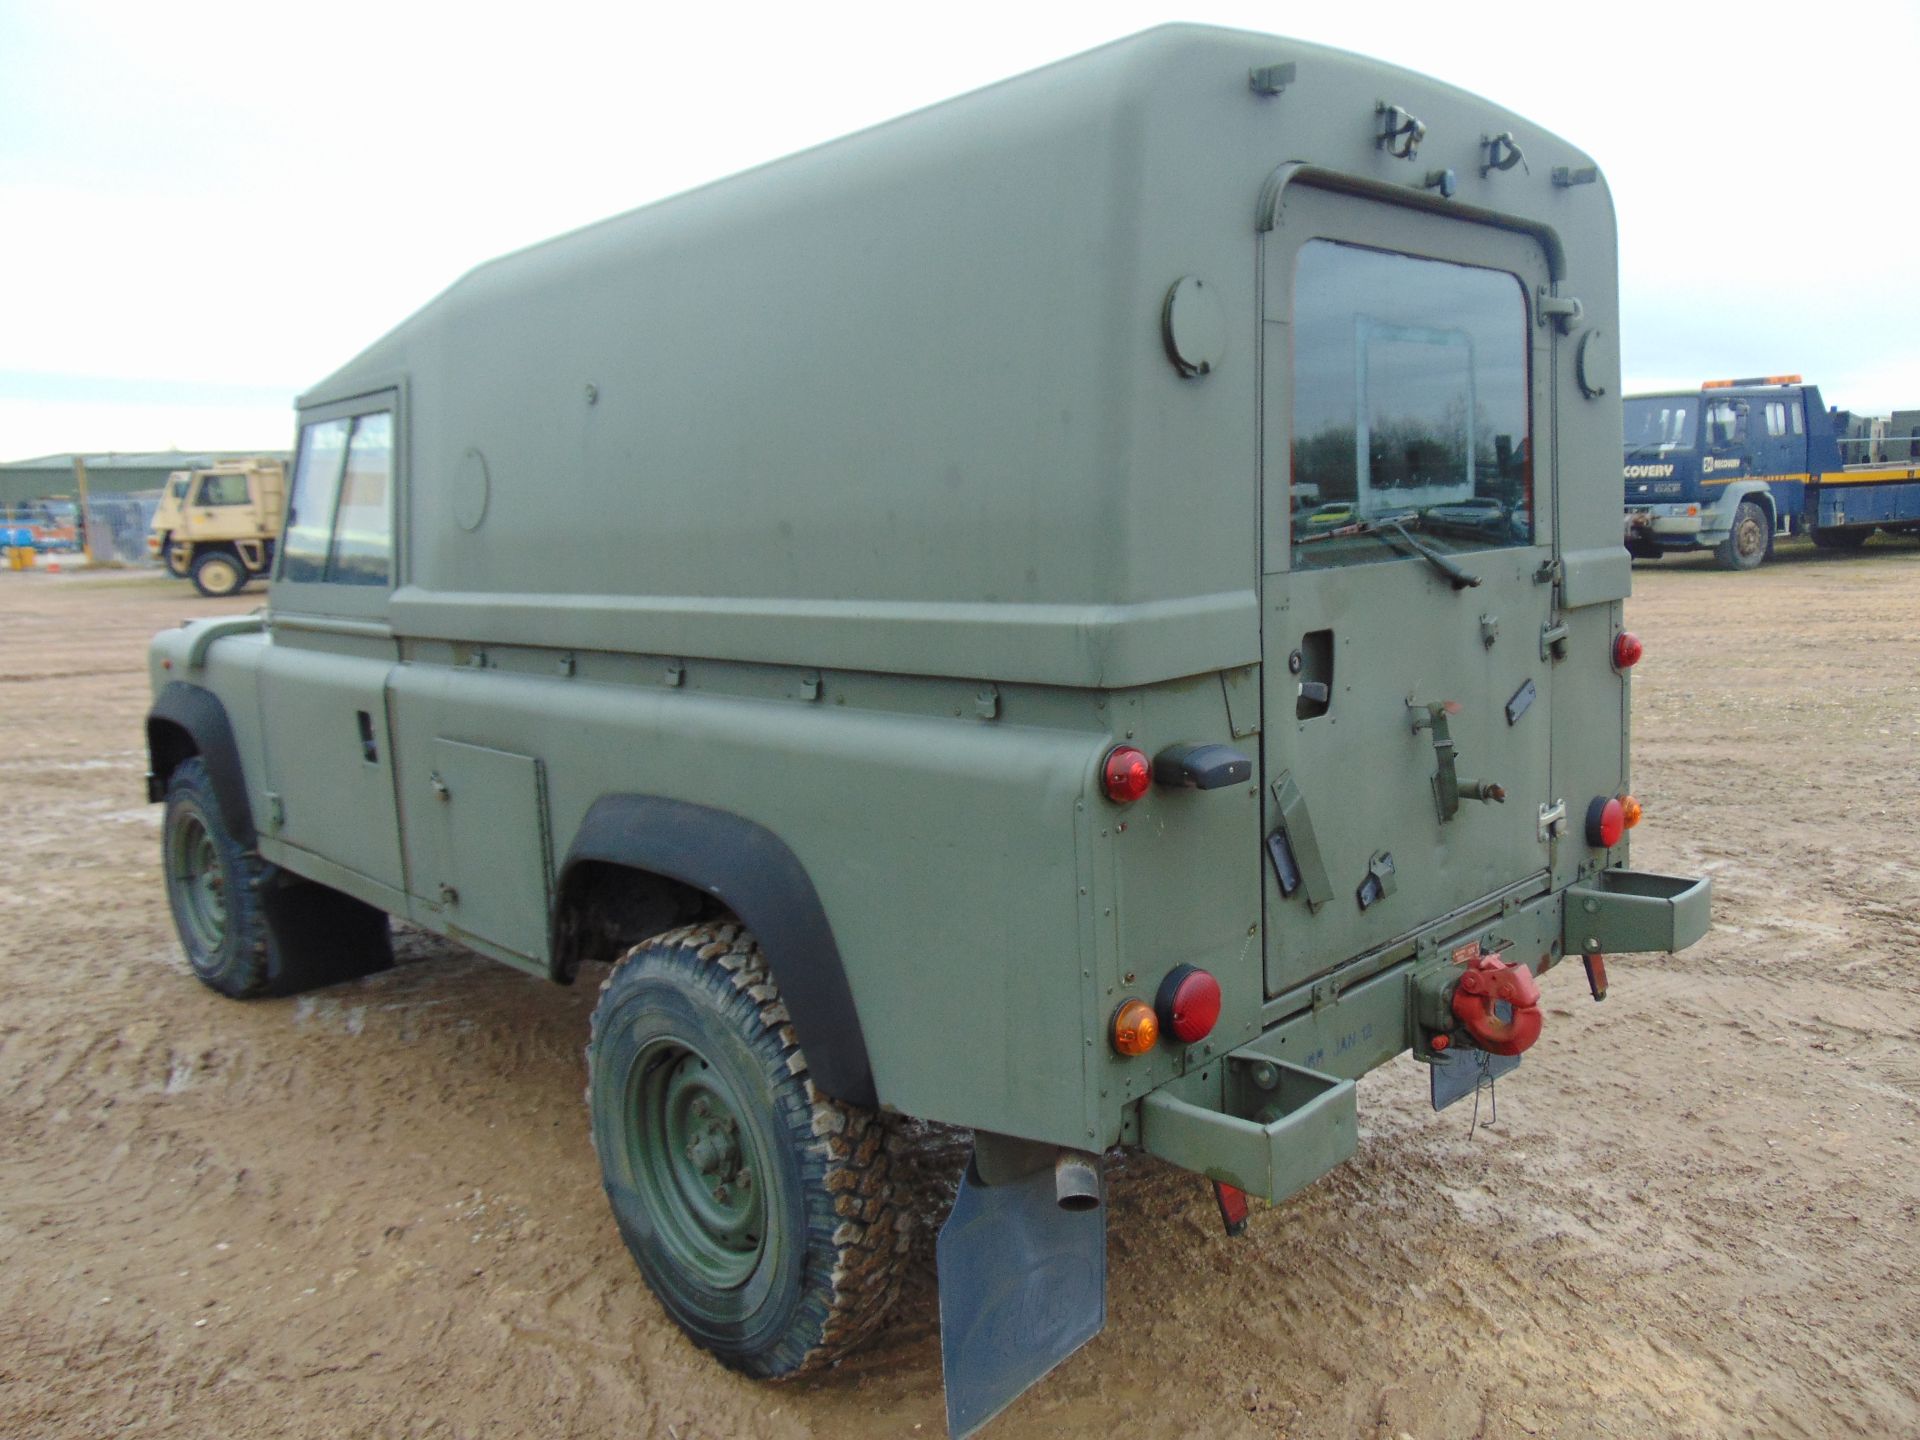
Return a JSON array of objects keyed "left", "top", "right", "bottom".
[{"left": 1258, "top": 182, "right": 1557, "bottom": 997}]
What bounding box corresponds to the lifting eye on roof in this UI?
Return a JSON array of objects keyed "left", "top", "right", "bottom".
[
  {"left": 1481, "top": 132, "right": 1526, "bottom": 177},
  {"left": 1376, "top": 103, "right": 1426, "bottom": 160}
]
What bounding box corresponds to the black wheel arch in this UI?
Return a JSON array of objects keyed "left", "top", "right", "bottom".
[
  {"left": 146, "top": 681, "right": 255, "bottom": 845},
  {"left": 554, "top": 795, "right": 876, "bottom": 1108}
]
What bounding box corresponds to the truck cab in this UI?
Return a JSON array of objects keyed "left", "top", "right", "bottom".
[{"left": 148, "top": 458, "right": 286, "bottom": 595}]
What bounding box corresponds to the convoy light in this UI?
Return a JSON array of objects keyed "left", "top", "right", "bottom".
[
  {"left": 1101, "top": 745, "right": 1152, "bottom": 804},
  {"left": 1586, "top": 796, "right": 1626, "bottom": 848},
  {"left": 1154, "top": 965, "right": 1222, "bottom": 1045},
  {"left": 1613, "top": 631, "right": 1643, "bottom": 670},
  {"left": 1703, "top": 374, "right": 1801, "bottom": 388},
  {"left": 1111, "top": 998, "right": 1159, "bottom": 1056},
  {"left": 1620, "top": 794, "right": 1643, "bottom": 829}
]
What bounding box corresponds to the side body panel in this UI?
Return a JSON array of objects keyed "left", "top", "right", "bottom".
[
  {"left": 254, "top": 630, "right": 407, "bottom": 899},
  {"left": 383, "top": 651, "right": 1113, "bottom": 1147}
]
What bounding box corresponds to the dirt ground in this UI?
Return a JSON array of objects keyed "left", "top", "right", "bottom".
[{"left": 2, "top": 544, "right": 1917, "bottom": 1440}]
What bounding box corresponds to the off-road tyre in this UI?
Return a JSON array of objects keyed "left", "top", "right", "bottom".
[
  {"left": 1810, "top": 526, "right": 1872, "bottom": 551},
  {"left": 160, "top": 532, "right": 188, "bottom": 577},
  {"left": 586, "top": 922, "right": 909, "bottom": 1378},
  {"left": 161, "top": 757, "right": 392, "bottom": 997},
  {"left": 190, "top": 547, "right": 248, "bottom": 598},
  {"left": 1713, "top": 500, "right": 1770, "bottom": 571}
]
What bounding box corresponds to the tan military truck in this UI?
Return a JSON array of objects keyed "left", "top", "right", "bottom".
[{"left": 148, "top": 458, "right": 285, "bottom": 595}]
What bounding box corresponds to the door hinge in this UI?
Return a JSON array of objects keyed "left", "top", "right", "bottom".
[
  {"left": 1539, "top": 621, "right": 1570, "bottom": 662},
  {"left": 1537, "top": 284, "right": 1584, "bottom": 332},
  {"left": 265, "top": 791, "right": 284, "bottom": 830},
  {"left": 1538, "top": 799, "right": 1568, "bottom": 843}
]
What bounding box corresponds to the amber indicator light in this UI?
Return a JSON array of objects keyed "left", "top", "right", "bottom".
[{"left": 1110, "top": 998, "right": 1159, "bottom": 1056}]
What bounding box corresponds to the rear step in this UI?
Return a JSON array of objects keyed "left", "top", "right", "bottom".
[{"left": 1138, "top": 1057, "right": 1357, "bottom": 1204}]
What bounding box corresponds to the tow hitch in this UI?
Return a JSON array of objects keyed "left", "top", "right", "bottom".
[{"left": 1450, "top": 953, "right": 1543, "bottom": 1056}]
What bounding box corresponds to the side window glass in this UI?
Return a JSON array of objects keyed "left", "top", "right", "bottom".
[
  {"left": 327, "top": 412, "right": 393, "bottom": 586},
  {"left": 1705, "top": 400, "right": 1750, "bottom": 448},
  {"left": 279, "top": 419, "right": 351, "bottom": 583},
  {"left": 1765, "top": 402, "right": 1786, "bottom": 439},
  {"left": 197, "top": 473, "right": 251, "bottom": 505},
  {"left": 1789, "top": 403, "right": 1803, "bottom": 435}
]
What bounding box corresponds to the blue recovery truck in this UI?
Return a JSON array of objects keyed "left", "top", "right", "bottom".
[{"left": 1623, "top": 376, "right": 1920, "bottom": 569}]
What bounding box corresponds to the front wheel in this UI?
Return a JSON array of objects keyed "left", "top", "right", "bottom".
[
  {"left": 162, "top": 756, "right": 392, "bottom": 996},
  {"left": 1714, "top": 500, "right": 1770, "bottom": 571},
  {"left": 190, "top": 548, "right": 248, "bottom": 597},
  {"left": 586, "top": 923, "right": 909, "bottom": 1378},
  {"left": 159, "top": 532, "right": 189, "bottom": 577}
]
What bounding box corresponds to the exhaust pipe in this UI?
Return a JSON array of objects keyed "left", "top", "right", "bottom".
[{"left": 1053, "top": 1149, "right": 1102, "bottom": 1211}]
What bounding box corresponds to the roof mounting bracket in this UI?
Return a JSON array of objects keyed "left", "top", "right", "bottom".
[
  {"left": 1375, "top": 102, "right": 1426, "bottom": 160},
  {"left": 1249, "top": 62, "right": 1295, "bottom": 97}
]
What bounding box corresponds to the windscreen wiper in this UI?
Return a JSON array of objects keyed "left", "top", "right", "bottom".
[{"left": 1298, "top": 517, "right": 1481, "bottom": 589}]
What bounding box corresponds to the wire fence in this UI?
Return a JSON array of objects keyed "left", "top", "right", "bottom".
[
  {"left": 0, "top": 495, "right": 162, "bottom": 566},
  {"left": 83, "top": 495, "right": 161, "bottom": 565}
]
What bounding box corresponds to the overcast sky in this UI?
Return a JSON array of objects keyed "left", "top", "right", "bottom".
[{"left": 3, "top": 0, "right": 1916, "bottom": 459}]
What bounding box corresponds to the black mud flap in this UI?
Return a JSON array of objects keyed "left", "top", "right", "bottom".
[{"left": 936, "top": 1157, "right": 1106, "bottom": 1438}]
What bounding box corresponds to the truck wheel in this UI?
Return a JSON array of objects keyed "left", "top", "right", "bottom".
[
  {"left": 1810, "top": 527, "right": 1872, "bottom": 551},
  {"left": 586, "top": 922, "right": 908, "bottom": 1378},
  {"left": 162, "top": 756, "right": 391, "bottom": 997},
  {"left": 160, "top": 533, "right": 188, "bottom": 577},
  {"left": 1713, "top": 501, "right": 1769, "bottom": 571},
  {"left": 191, "top": 548, "right": 248, "bottom": 597}
]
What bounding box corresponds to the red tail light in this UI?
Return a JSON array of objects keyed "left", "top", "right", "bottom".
[
  {"left": 1155, "top": 965, "right": 1222, "bottom": 1044},
  {"left": 1586, "top": 796, "right": 1626, "bottom": 848},
  {"left": 1101, "top": 745, "right": 1151, "bottom": 804},
  {"left": 1613, "top": 631, "right": 1643, "bottom": 670}
]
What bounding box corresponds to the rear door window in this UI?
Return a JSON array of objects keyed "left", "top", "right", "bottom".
[{"left": 1290, "top": 241, "right": 1532, "bottom": 569}]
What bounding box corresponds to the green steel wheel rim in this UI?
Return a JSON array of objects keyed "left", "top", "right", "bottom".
[
  {"left": 167, "top": 807, "right": 228, "bottom": 957},
  {"left": 629, "top": 1041, "right": 770, "bottom": 1290}
]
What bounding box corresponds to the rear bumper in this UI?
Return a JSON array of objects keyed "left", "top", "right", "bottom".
[
  {"left": 1133, "top": 868, "right": 1710, "bottom": 1201},
  {"left": 1140, "top": 1060, "right": 1357, "bottom": 1201},
  {"left": 1564, "top": 868, "right": 1711, "bottom": 957}
]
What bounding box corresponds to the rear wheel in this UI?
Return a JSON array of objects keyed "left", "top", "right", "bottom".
[
  {"left": 586, "top": 923, "right": 909, "bottom": 1377},
  {"left": 1714, "top": 500, "right": 1770, "bottom": 571},
  {"left": 1810, "top": 526, "right": 1872, "bottom": 551},
  {"left": 190, "top": 548, "right": 248, "bottom": 597}
]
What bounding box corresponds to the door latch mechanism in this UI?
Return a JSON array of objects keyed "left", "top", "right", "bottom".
[{"left": 1410, "top": 699, "right": 1506, "bottom": 823}]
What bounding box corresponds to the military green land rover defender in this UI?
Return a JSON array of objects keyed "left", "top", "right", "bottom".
[{"left": 146, "top": 27, "right": 1709, "bottom": 1436}]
